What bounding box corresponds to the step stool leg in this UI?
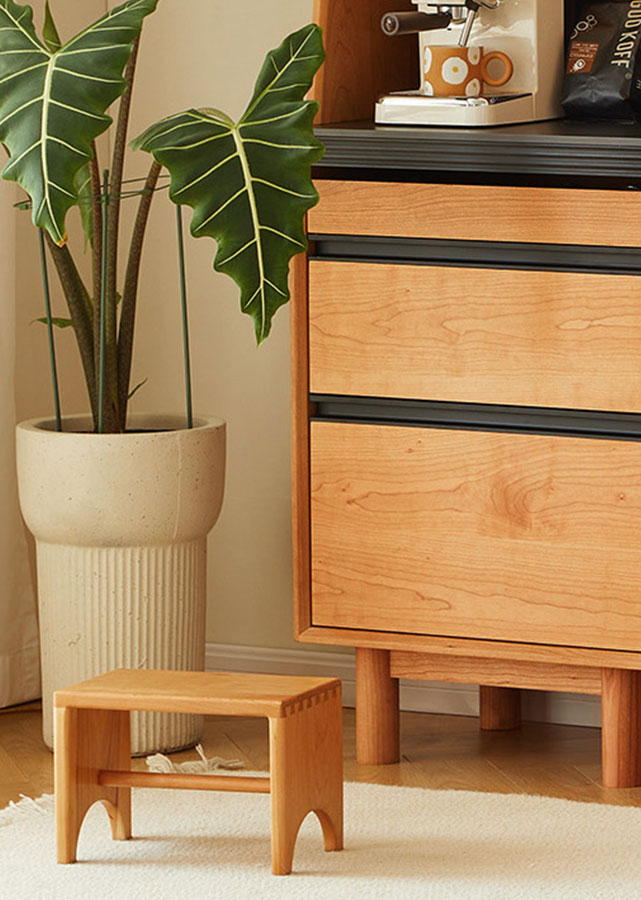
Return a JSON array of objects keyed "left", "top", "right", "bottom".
[
  {"left": 54, "top": 706, "right": 132, "bottom": 863},
  {"left": 269, "top": 685, "right": 343, "bottom": 875}
]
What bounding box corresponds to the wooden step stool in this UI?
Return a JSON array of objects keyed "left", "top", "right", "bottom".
[{"left": 54, "top": 669, "right": 343, "bottom": 875}]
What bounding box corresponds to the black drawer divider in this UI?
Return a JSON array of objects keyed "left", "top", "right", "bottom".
[
  {"left": 309, "top": 234, "right": 641, "bottom": 274},
  {"left": 311, "top": 395, "right": 641, "bottom": 442}
]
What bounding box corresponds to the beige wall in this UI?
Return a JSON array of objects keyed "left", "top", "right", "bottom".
[{"left": 14, "top": 1, "right": 323, "bottom": 653}]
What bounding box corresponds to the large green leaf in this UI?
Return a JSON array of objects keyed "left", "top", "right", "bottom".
[
  {"left": 133, "top": 23, "right": 325, "bottom": 343},
  {"left": 0, "top": 0, "right": 158, "bottom": 245}
]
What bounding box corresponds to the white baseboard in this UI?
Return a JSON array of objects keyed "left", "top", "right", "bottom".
[{"left": 206, "top": 642, "right": 601, "bottom": 729}]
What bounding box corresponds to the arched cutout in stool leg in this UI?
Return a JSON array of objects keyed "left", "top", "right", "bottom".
[
  {"left": 101, "top": 795, "right": 131, "bottom": 842},
  {"left": 314, "top": 807, "right": 343, "bottom": 852},
  {"left": 271, "top": 808, "right": 343, "bottom": 876}
]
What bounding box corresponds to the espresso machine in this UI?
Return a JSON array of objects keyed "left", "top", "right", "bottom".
[{"left": 375, "top": 0, "right": 565, "bottom": 127}]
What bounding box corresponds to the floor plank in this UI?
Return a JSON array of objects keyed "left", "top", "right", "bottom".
[{"left": 3, "top": 705, "right": 641, "bottom": 810}]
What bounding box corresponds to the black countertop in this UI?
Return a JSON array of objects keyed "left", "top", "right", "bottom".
[{"left": 314, "top": 119, "right": 641, "bottom": 182}]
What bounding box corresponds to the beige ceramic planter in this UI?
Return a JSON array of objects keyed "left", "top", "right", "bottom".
[{"left": 16, "top": 413, "right": 225, "bottom": 755}]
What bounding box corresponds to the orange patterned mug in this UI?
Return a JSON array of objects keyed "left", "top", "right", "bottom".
[{"left": 423, "top": 45, "right": 513, "bottom": 98}]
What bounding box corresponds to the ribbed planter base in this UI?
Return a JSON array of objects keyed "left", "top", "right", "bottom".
[
  {"left": 37, "top": 539, "right": 207, "bottom": 755},
  {"left": 16, "top": 414, "right": 226, "bottom": 756}
]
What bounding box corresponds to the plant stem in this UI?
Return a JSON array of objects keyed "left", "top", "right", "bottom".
[
  {"left": 98, "top": 169, "right": 109, "bottom": 434},
  {"left": 105, "top": 38, "right": 140, "bottom": 399},
  {"left": 90, "top": 36, "right": 142, "bottom": 434},
  {"left": 175, "top": 205, "right": 193, "bottom": 429},
  {"left": 117, "top": 160, "right": 161, "bottom": 431},
  {"left": 45, "top": 234, "right": 97, "bottom": 423},
  {"left": 89, "top": 139, "right": 103, "bottom": 355},
  {"left": 110, "top": 37, "right": 139, "bottom": 250},
  {"left": 38, "top": 230, "right": 62, "bottom": 432}
]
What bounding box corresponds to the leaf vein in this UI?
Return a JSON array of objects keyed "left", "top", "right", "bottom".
[
  {"left": 50, "top": 181, "right": 75, "bottom": 198},
  {"left": 55, "top": 67, "right": 122, "bottom": 84},
  {"left": 156, "top": 132, "right": 230, "bottom": 152},
  {"left": 217, "top": 237, "right": 257, "bottom": 268},
  {"left": 244, "top": 138, "right": 317, "bottom": 150},
  {"left": 194, "top": 186, "right": 247, "bottom": 232},
  {"left": 48, "top": 135, "right": 90, "bottom": 157},
  {"left": 0, "top": 2, "right": 47, "bottom": 51},
  {"left": 240, "top": 109, "right": 301, "bottom": 128},
  {"left": 173, "top": 152, "right": 238, "bottom": 196},
  {"left": 232, "top": 126, "right": 267, "bottom": 338},
  {"left": 242, "top": 285, "right": 261, "bottom": 310},
  {"left": 0, "top": 60, "right": 48, "bottom": 85},
  {"left": 261, "top": 225, "right": 304, "bottom": 248},
  {"left": 265, "top": 278, "right": 287, "bottom": 298},
  {"left": 3, "top": 138, "right": 40, "bottom": 172},
  {"left": 252, "top": 177, "right": 315, "bottom": 199},
  {"left": 50, "top": 99, "right": 105, "bottom": 121},
  {"left": 0, "top": 94, "right": 42, "bottom": 130}
]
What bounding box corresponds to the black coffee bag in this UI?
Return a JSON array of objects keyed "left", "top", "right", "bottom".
[{"left": 562, "top": 0, "right": 641, "bottom": 119}]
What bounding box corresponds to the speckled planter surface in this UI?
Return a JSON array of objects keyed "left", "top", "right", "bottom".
[{"left": 16, "top": 414, "right": 226, "bottom": 755}]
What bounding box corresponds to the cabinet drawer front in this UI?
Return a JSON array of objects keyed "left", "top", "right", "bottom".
[
  {"left": 309, "top": 261, "right": 641, "bottom": 412},
  {"left": 310, "top": 422, "right": 641, "bottom": 651},
  {"left": 309, "top": 180, "right": 641, "bottom": 247}
]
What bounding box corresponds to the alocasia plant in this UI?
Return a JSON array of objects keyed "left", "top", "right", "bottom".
[{"left": 0, "top": 0, "right": 325, "bottom": 432}]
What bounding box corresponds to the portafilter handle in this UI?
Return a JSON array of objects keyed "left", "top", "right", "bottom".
[{"left": 381, "top": 10, "right": 453, "bottom": 35}]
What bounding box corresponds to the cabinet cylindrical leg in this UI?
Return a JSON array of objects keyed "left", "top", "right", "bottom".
[
  {"left": 601, "top": 668, "right": 641, "bottom": 788},
  {"left": 356, "top": 648, "right": 399, "bottom": 765},
  {"left": 479, "top": 686, "right": 521, "bottom": 731}
]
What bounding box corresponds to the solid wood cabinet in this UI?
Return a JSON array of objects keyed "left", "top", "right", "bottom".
[{"left": 292, "top": 0, "right": 641, "bottom": 787}]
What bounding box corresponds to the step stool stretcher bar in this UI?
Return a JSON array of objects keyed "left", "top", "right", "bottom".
[{"left": 98, "top": 770, "right": 271, "bottom": 793}]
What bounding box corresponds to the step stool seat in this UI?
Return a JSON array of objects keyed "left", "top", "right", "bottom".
[
  {"left": 55, "top": 668, "right": 340, "bottom": 717},
  {"left": 54, "top": 668, "right": 343, "bottom": 875}
]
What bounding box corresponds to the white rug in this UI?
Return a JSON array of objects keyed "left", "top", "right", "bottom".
[{"left": 1, "top": 781, "right": 640, "bottom": 900}]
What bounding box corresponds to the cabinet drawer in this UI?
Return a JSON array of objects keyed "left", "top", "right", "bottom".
[
  {"left": 310, "top": 422, "right": 641, "bottom": 651},
  {"left": 309, "top": 261, "right": 641, "bottom": 412},
  {"left": 309, "top": 180, "right": 641, "bottom": 247}
]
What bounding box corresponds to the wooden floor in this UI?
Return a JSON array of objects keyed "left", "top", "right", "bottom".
[{"left": 3, "top": 703, "right": 641, "bottom": 810}]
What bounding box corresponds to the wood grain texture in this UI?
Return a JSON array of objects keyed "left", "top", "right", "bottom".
[
  {"left": 55, "top": 707, "right": 131, "bottom": 864},
  {"left": 309, "top": 260, "right": 641, "bottom": 412},
  {"left": 269, "top": 685, "right": 343, "bottom": 875},
  {"left": 479, "top": 687, "right": 522, "bottom": 731},
  {"left": 308, "top": 180, "right": 641, "bottom": 247},
  {"left": 311, "top": 423, "right": 641, "bottom": 651},
  {"left": 55, "top": 670, "right": 341, "bottom": 719},
  {"left": 291, "top": 251, "right": 313, "bottom": 637},
  {"left": 299, "top": 624, "right": 641, "bottom": 671},
  {"left": 312, "top": 0, "right": 418, "bottom": 125},
  {"left": 355, "top": 648, "right": 400, "bottom": 765},
  {"left": 601, "top": 669, "right": 641, "bottom": 788},
  {"left": 389, "top": 651, "right": 602, "bottom": 694}
]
